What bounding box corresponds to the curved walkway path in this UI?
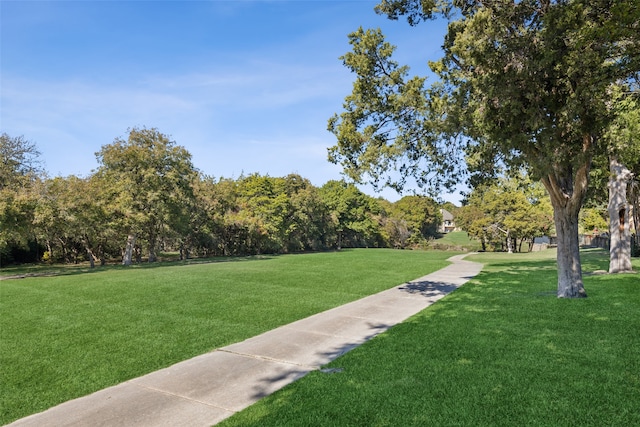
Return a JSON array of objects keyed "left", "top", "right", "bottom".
[{"left": 9, "top": 254, "right": 483, "bottom": 427}]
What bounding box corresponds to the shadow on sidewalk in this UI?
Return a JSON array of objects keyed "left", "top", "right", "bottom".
[
  {"left": 397, "top": 280, "right": 459, "bottom": 297},
  {"left": 250, "top": 321, "right": 392, "bottom": 401}
]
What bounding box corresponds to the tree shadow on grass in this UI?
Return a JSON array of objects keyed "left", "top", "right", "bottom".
[
  {"left": 471, "top": 248, "right": 613, "bottom": 275},
  {"left": 0, "top": 255, "right": 276, "bottom": 280}
]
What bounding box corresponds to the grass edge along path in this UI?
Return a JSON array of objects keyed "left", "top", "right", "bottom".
[
  {"left": 0, "top": 249, "right": 455, "bottom": 425},
  {"left": 220, "top": 249, "right": 640, "bottom": 427}
]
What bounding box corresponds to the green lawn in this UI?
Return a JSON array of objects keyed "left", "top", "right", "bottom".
[
  {"left": 432, "top": 231, "right": 483, "bottom": 251},
  {"left": 221, "top": 249, "right": 640, "bottom": 427},
  {"left": 0, "top": 249, "right": 454, "bottom": 425}
]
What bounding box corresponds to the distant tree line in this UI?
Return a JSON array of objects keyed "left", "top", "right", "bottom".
[
  {"left": 1, "top": 129, "right": 444, "bottom": 266},
  {"left": 5, "top": 127, "right": 633, "bottom": 266}
]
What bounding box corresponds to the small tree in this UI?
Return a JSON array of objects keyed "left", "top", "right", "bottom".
[
  {"left": 579, "top": 207, "right": 608, "bottom": 234},
  {"left": 459, "top": 178, "right": 553, "bottom": 252},
  {"left": 390, "top": 195, "right": 441, "bottom": 246}
]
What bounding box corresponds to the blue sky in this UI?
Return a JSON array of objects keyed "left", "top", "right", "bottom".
[{"left": 1, "top": 0, "right": 458, "bottom": 202}]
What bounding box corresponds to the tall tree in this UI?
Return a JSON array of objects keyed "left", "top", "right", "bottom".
[
  {"left": 0, "top": 134, "right": 43, "bottom": 261},
  {"left": 604, "top": 94, "right": 640, "bottom": 271},
  {"left": 32, "top": 177, "right": 74, "bottom": 263},
  {"left": 456, "top": 203, "right": 490, "bottom": 251},
  {"left": 319, "top": 180, "right": 384, "bottom": 248},
  {"left": 95, "top": 127, "right": 197, "bottom": 264},
  {"left": 281, "top": 174, "right": 332, "bottom": 252},
  {"left": 0, "top": 133, "right": 42, "bottom": 191},
  {"left": 329, "top": 0, "right": 640, "bottom": 297},
  {"left": 234, "top": 174, "right": 290, "bottom": 254},
  {"left": 585, "top": 91, "right": 640, "bottom": 266}
]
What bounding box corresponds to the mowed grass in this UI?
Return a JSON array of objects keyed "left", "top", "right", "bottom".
[
  {"left": 0, "top": 249, "right": 454, "bottom": 424},
  {"left": 221, "top": 249, "right": 640, "bottom": 427},
  {"left": 433, "top": 230, "right": 482, "bottom": 251}
]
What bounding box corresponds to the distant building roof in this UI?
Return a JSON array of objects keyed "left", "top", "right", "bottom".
[{"left": 440, "top": 209, "right": 454, "bottom": 221}]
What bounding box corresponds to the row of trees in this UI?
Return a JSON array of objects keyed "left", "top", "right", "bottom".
[
  {"left": 457, "top": 169, "right": 640, "bottom": 255},
  {"left": 3, "top": 127, "right": 630, "bottom": 266},
  {"left": 1, "top": 130, "right": 446, "bottom": 266}
]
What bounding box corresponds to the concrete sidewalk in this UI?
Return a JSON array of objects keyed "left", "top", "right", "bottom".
[{"left": 8, "top": 254, "right": 482, "bottom": 427}]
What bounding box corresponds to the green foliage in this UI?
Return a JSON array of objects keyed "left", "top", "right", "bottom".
[
  {"left": 580, "top": 207, "right": 608, "bottom": 234},
  {"left": 7, "top": 161, "right": 448, "bottom": 264},
  {"left": 95, "top": 127, "right": 198, "bottom": 262},
  {"left": 327, "top": 27, "right": 457, "bottom": 195},
  {"left": 457, "top": 177, "right": 553, "bottom": 252},
  {"left": 0, "top": 249, "right": 453, "bottom": 424},
  {"left": 605, "top": 91, "right": 640, "bottom": 164},
  {"left": 605, "top": 95, "right": 640, "bottom": 251},
  {"left": 586, "top": 90, "right": 640, "bottom": 207},
  {"left": 586, "top": 94, "right": 640, "bottom": 253},
  {"left": 0, "top": 189, "right": 38, "bottom": 256},
  {"left": 319, "top": 180, "right": 385, "bottom": 248},
  {"left": 0, "top": 134, "right": 43, "bottom": 263},
  {"left": 329, "top": 0, "right": 640, "bottom": 295},
  {"left": 331, "top": 1, "right": 639, "bottom": 192},
  {"left": 221, "top": 250, "right": 640, "bottom": 426},
  {"left": 2, "top": 126, "right": 492, "bottom": 266},
  {"left": 431, "top": 230, "right": 482, "bottom": 251},
  {"left": 226, "top": 174, "right": 333, "bottom": 254},
  {"left": 0, "top": 133, "right": 42, "bottom": 191},
  {"left": 389, "top": 195, "right": 441, "bottom": 246},
  {"left": 31, "top": 175, "right": 116, "bottom": 265}
]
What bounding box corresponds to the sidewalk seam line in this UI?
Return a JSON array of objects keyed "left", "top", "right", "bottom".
[
  {"left": 216, "top": 349, "right": 319, "bottom": 370},
  {"left": 281, "top": 324, "right": 387, "bottom": 340},
  {"left": 130, "top": 382, "right": 238, "bottom": 414}
]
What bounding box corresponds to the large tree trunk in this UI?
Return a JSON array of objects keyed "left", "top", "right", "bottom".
[
  {"left": 45, "top": 240, "right": 53, "bottom": 264},
  {"left": 148, "top": 230, "right": 157, "bottom": 263},
  {"left": 631, "top": 179, "right": 640, "bottom": 251},
  {"left": 542, "top": 150, "right": 590, "bottom": 298},
  {"left": 83, "top": 234, "right": 96, "bottom": 269},
  {"left": 552, "top": 202, "right": 587, "bottom": 298},
  {"left": 98, "top": 243, "right": 106, "bottom": 266},
  {"left": 123, "top": 234, "right": 136, "bottom": 266},
  {"left": 87, "top": 249, "right": 95, "bottom": 268},
  {"left": 608, "top": 157, "right": 633, "bottom": 273}
]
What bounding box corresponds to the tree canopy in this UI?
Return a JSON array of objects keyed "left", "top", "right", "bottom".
[
  {"left": 95, "top": 127, "right": 198, "bottom": 263},
  {"left": 457, "top": 176, "right": 553, "bottom": 252},
  {"left": 0, "top": 134, "right": 42, "bottom": 259},
  {"left": 329, "top": 0, "right": 640, "bottom": 297}
]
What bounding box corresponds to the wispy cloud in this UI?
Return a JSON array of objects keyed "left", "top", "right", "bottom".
[
  {"left": 1, "top": 53, "right": 351, "bottom": 179},
  {"left": 1, "top": 0, "right": 455, "bottom": 201}
]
